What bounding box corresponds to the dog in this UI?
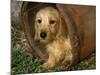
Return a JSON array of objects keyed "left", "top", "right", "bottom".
[
  {"left": 34, "top": 6, "right": 95, "bottom": 69},
  {"left": 34, "top": 7, "right": 73, "bottom": 69}
]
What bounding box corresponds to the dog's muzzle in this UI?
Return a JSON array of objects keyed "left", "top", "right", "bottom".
[{"left": 40, "top": 32, "right": 47, "bottom": 39}]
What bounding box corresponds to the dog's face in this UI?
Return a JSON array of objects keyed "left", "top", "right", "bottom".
[{"left": 34, "top": 7, "right": 61, "bottom": 43}]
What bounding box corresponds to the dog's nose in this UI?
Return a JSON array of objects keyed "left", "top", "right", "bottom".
[{"left": 40, "top": 32, "right": 47, "bottom": 39}]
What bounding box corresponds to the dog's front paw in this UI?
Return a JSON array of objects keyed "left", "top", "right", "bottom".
[
  {"left": 42, "top": 63, "right": 49, "bottom": 69},
  {"left": 42, "top": 62, "right": 55, "bottom": 69}
]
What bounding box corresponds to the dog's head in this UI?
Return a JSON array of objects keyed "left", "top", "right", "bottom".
[{"left": 34, "top": 7, "right": 67, "bottom": 44}]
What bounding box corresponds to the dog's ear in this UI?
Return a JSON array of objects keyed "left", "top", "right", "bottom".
[{"left": 58, "top": 14, "right": 68, "bottom": 38}]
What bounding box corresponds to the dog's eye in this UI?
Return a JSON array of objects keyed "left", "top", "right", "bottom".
[
  {"left": 49, "top": 20, "right": 56, "bottom": 24},
  {"left": 37, "top": 19, "right": 42, "bottom": 23}
]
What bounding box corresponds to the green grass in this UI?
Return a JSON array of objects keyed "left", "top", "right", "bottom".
[
  {"left": 11, "top": 47, "right": 49, "bottom": 74},
  {"left": 11, "top": 46, "right": 96, "bottom": 74}
]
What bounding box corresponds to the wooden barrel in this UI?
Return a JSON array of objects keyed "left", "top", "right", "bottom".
[
  {"left": 56, "top": 4, "right": 96, "bottom": 61},
  {"left": 21, "top": 2, "right": 96, "bottom": 65}
]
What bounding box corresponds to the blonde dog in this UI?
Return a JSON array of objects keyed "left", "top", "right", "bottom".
[{"left": 34, "top": 7, "right": 73, "bottom": 69}]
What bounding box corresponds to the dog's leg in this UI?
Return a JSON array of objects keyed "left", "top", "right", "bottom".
[
  {"left": 61, "top": 54, "right": 73, "bottom": 69},
  {"left": 42, "top": 54, "right": 56, "bottom": 69}
]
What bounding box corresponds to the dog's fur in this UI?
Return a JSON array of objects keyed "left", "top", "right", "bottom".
[{"left": 34, "top": 7, "right": 73, "bottom": 69}]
